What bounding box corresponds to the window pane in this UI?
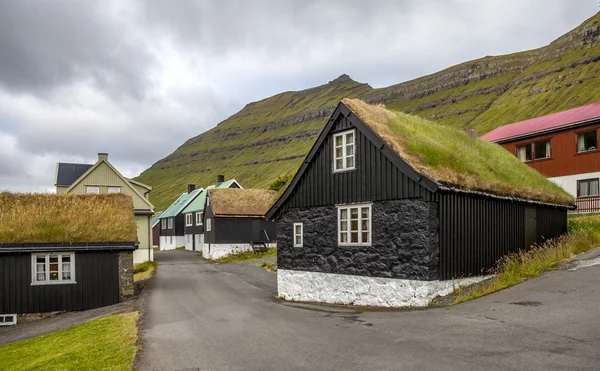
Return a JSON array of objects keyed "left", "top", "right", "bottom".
[
  {"left": 335, "top": 159, "right": 343, "bottom": 169},
  {"left": 346, "top": 144, "right": 354, "bottom": 156},
  {"left": 340, "top": 209, "right": 348, "bottom": 220},
  {"left": 361, "top": 220, "right": 369, "bottom": 231},
  {"left": 350, "top": 232, "right": 359, "bottom": 243},
  {"left": 578, "top": 131, "right": 597, "bottom": 152},
  {"left": 340, "top": 220, "right": 347, "bottom": 232},
  {"left": 62, "top": 255, "right": 70, "bottom": 263},
  {"left": 50, "top": 256, "right": 58, "bottom": 264},
  {"left": 346, "top": 132, "right": 354, "bottom": 143},
  {"left": 36, "top": 263, "right": 45, "bottom": 272},
  {"left": 340, "top": 233, "right": 348, "bottom": 243},
  {"left": 350, "top": 220, "right": 358, "bottom": 231},
  {"left": 361, "top": 207, "right": 369, "bottom": 219},
  {"left": 37, "top": 273, "right": 46, "bottom": 281},
  {"left": 62, "top": 272, "right": 71, "bottom": 280},
  {"left": 346, "top": 156, "right": 354, "bottom": 168},
  {"left": 335, "top": 135, "right": 343, "bottom": 146},
  {"left": 50, "top": 272, "right": 59, "bottom": 280},
  {"left": 591, "top": 180, "right": 599, "bottom": 196},
  {"left": 36, "top": 256, "right": 45, "bottom": 264},
  {"left": 579, "top": 181, "right": 589, "bottom": 196},
  {"left": 295, "top": 225, "right": 301, "bottom": 234},
  {"left": 534, "top": 141, "right": 550, "bottom": 159},
  {"left": 62, "top": 263, "right": 71, "bottom": 272},
  {"left": 362, "top": 232, "right": 369, "bottom": 243},
  {"left": 335, "top": 147, "right": 343, "bottom": 158},
  {"left": 350, "top": 208, "right": 358, "bottom": 219}
]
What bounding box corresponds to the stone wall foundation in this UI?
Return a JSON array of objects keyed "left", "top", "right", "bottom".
[{"left": 118, "top": 251, "right": 134, "bottom": 300}]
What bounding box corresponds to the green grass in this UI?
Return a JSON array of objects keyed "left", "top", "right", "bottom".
[
  {"left": 212, "top": 248, "right": 277, "bottom": 263},
  {"left": 134, "top": 260, "right": 158, "bottom": 281},
  {"left": 452, "top": 215, "right": 600, "bottom": 304},
  {"left": 0, "top": 312, "right": 139, "bottom": 371},
  {"left": 174, "top": 246, "right": 186, "bottom": 250}
]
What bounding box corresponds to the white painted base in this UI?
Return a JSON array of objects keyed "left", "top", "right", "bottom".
[
  {"left": 160, "top": 235, "right": 185, "bottom": 250},
  {"left": 202, "top": 242, "right": 276, "bottom": 260},
  {"left": 277, "top": 269, "right": 488, "bottom": 307},
  {"left": 184, "top": 234, "right": 194, "bottom": 251},
  {"left": 133, "top": 248, "right": 154, "bottom": 264},
  {"left": 549, "top": 171, "right": 600, "bottom": 197}
]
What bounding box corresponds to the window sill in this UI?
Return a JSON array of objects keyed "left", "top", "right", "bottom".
[
  {"left": 575, "top": 149, "right": 598, "bottom": 156},
  {"left": 31, "top": 281, "right": 77, "bottom": 286},
  {"left": 332, "top": 168, "right": 357, "bottom": 174},
  {"left": 338, "top": 243, "right": 372, "bottom": 248}
]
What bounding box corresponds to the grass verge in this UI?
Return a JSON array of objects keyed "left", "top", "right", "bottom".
[
  {"left": 451, "top": 215, "right": 600, "bottom": 304},
  {"left": 134, "top": 260, "right": 158, "bottom": 281},
  {"left": 0, "top": 312, "right": 139, "bottom": 371},
  {"left": 213, "top": 248, "right": 277, "bottom": 264}
]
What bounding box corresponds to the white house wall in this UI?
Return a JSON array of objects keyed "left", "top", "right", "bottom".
[
  {"left": 549, "top": 171, "right": 600, "bottom": 197},
  {"left": 160, "top": 235, "right": 185, "bottom": 250},
  {"left": 133, "top": 248, "right": 154, "bottom": 265},
  {"left": 202, "top": 243, "right": 276, "bottom": 260}
]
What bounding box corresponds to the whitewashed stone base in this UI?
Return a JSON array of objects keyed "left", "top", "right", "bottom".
[
  {"left": 160, "top": 236, "right": 185, "bottom": 250},
  {"left": 184, "top": 234, "right": 194, "bottom": 251},
  {"left": 203, "top": 242, "right": 277, "bottom": 260},
  {"left": 277, "top": 269, "right": 488, "bottom": 307}
]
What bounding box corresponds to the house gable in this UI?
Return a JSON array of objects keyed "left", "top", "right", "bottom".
[
  {"left": 267, "top": 102, "right": 439, "bottom": 219},
  {"left": 65, "top": 160, "right": 154, "bottom": 211}
]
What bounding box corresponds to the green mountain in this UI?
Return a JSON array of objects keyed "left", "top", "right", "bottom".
[{"left": 137, "top": 13, "right": 600, "bottom": 211}]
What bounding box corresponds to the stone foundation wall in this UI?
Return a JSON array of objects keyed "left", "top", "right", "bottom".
[
  {"left": 118, "top": 251, "right": 134, "bottom": 300},
  {"left": 277, "top": 199, "right": 439, "bottom": 281}
]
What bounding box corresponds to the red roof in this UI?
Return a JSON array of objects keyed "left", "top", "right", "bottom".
[{"left": 481, "top": 102, "right": 600, "bottom": 142}]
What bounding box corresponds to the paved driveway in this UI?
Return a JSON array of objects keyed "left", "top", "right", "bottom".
[{"left": 135, "top": 250, "right": 600, "bottom": 371}]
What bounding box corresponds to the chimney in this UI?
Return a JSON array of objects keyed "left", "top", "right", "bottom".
[
  {"left": 464, "top": 128, "right": 477, "bottom": 139},
  {"left": 217, "top": 175, "right": 225, "bottom": 186},
  {"left": 98, "top": 153, "right": 108, "bottom": 161},
  {"left": 187, "top": 184, "right": 196, "bottom": 193}
]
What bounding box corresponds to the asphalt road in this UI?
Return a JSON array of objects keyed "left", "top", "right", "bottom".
[{"left": 135, "top": 249, "right": 600, "bottom": 371}]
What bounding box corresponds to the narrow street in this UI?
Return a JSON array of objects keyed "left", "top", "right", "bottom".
[{"left": 135, "top": 249, "right": 600, "bottom": 371}]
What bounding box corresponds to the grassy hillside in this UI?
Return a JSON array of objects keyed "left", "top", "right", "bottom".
[{"left": 137, "top": 13, "right": 600, "bottom": 211}]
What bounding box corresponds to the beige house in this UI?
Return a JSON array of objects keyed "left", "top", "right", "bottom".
[{"left": 55, "top": 153, "right": 154, "bottom": 263}]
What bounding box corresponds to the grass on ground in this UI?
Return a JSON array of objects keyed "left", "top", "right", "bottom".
[
  {"left": 212, "top": 248, "right": 277, "bottom": 264},
  {"left": 451, "top": 215, "right": 600, "bottom": 304},
  {"left": 0, "top": 312, "right": 139, "bottom": 371},
  {"left": 134, "top": 260, "right": 158, "bottom": 281}
]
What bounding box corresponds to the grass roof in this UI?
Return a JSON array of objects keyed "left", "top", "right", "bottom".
[
  {"left": 0, "top": 193, "right": 138, "bottom": 244},
  {"left": 209, "top": 188, "right": 278, "bottom": 217},
  {"left": 343, "top": 98, "right": 574, "bottom": 206}
]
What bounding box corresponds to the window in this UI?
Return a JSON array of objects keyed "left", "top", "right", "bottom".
[
  {"left": 338, "top": 204, "right": 371, "bottom": 246},
  {"left": 196, "top": 212, "right": 203, "bottom": 225},
  {"left": 107, "top": 186, "right": 120, "bottom": 193},
  {"left": 516, "top": 144, "right": 532, "bottom": 162},
  {"left": 86, "top": 186, "right": 100, "bottom": 194},
  {"left": 534, "top": 140, "right": 551, "bottom": 160},
  {"left": 577, "top": 130, "right": 597, "bottom": 153},
  {"left": 168, "top": 217, "right": 173, "bottom": 229},
  {"left": 161, "top": 219, "right": 166, "bottom": 230},
  {"left": 333, "top": 130, "right": 355, "bottom": 172},
  {"left": 0, "top": 314, "right": 16, "bottom": 326},
  {"left": 577, "top": 178, "right": 599, "bottom": 197},
  {"left": 206, "top": 218, "right": 212, "bottom": 232},
  {"left": 293, "top": 223, "right": 303, "bottom": 247},
  {"left": 32, "top": 253, "right": 75, "bottom": 285},
  {"left": 185, "top": 214, "right": 193, "bottom": 226}
]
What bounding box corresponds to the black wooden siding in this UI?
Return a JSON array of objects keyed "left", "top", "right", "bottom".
[
  {"left": 438, "top": 192, "right": 567, "bottom": 280},
  {"left": 184, "top": 213, "right": 204, "bottom": 235},
  {"left": 0, "top": 251, "right": 120, "bottom": 314},
  {"left": 204, "top": 204, "right": 276, "bottom": 244},
  {"left": 281, "top": 114, "right": 433, "bottom": 212},
  {"left": 160, "top": 214, "right": 185, "bottom": 237}
]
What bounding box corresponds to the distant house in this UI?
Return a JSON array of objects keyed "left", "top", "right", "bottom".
[
  {"left": 151, "top": 211, "right": 164, "bottom": 248},
  {"left": 203, "top": 188, "right": 277, "bottom": 260},
  {"left": 266, "top": 99, "right": 573, "bottom": 307},
  {"left": 55, "top": 153, "right": 154, "bottom": 264},
  {"left": 481, "top": 102, "right": 600, "bottom": 214},
  {"left": 158, "top": 184, "right": 204, "bottom": 250},
  {"left": 181, "top": 175, "right": 242, "bottom": 252},
  {"left": 0, "top": 193, "right": 137, "bottom": 322}
]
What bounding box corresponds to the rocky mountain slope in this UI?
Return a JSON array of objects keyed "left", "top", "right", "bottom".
[{"left": 137, "top": 13, "right": 600, "bottom": 211}]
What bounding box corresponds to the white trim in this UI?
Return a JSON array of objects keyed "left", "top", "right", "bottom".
[
  {"left": 337, "top": 203, "right": 371, "bottom": 246},
  {"left": 293, "top": 222, "right": 303, "bottom": 247},
  {"left": 277, "top": 269, "right": 489, "bottom": 307},
  {"left": 185, "top": 213, "right": 193, "bottom": 226},
  {"left": 168, "top": 217, "right": 173, "bottom": 229},
  {"left": 206, "top": 218, "right": 212, "bottom": 231},
  {"left": 0, "top": 314, "right": 17, "bottom": 326},
  {"left": 196, "top": 211, "right": 203, "bottom": 226},
  {"left": 85, "top": 185, "right": 100, "bottom": 194},
  {"left": 31, "top": 252, "right": 76, "bottom": 285},
  {"left": 332, "top": 129, "right": 356, "bottom": 172},
  {"left": 161, "top": 219, "right": 166, "bottom": 230}
]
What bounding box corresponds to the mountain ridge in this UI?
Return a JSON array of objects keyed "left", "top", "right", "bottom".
[{"left": 136, "top": 12, "right": 600, "bottom": 211}]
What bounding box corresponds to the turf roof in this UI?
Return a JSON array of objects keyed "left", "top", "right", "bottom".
[
  {"left": 0, "top": 193, "right": 138, "bottom": 244},
  {"left": 182, "top": 179, "right": 240, "bottom": 214},
  {"left": 209, "top": 188, "right": 278, "bottom": 217},
  {"left": 343, "top": 98, "right": 574, "bottom": 206}
]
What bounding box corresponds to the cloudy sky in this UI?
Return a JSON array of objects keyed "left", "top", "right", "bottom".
[{"left": 0, "top": 1, "right": 596, "bottom": 192}]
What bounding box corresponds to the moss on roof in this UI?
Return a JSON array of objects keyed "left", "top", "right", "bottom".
[
  {"left": 209, "top": 188, "right": 278, "bottom": 217},
  {"left": 0, "top": 193, "right": 138, "bottom": 244},
  {"left": 343, "top": 98, "right": 574, "bottom": 206}
]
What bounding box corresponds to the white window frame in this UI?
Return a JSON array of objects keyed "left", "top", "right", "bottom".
[
  {"left": 332, "top": 129, "right": 356, "bottom": 172},
  {"left": 206, "top": 218, "right": 212, "bottom": 232},
  {"left": 0, "top": 314, "right": 17, "bottom": 326},
  {"left": 196, "top": 212, "right": 203, "bottom": 226},
  {"left": 337, "top": 203, "right": 372, "bottom": 246},
  {"left": 185, "top": 213, "right": 193, "bottom": 226},
  {"left": 161, "top": 219, "right": 166, "bottom": 230},
  {"left": 168, "top": 217, "right": 173, "bottom": 229},
  {"left": 293, "top": 223, "right": 303, "bottom": 247},
  {"left": 85, "top": 186, "right": 100, "bottom": 194},
  {"left": 31, "top": 252, "right": 76, "bottom": 285},
  {"left": 107, "top": 186, "right": 121, "bottom": 193}
]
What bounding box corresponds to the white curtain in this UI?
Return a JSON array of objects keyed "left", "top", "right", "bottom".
[
  {"left": 516, "top": 146, "right": 526, "bottom": 161},
  {"left": 546, "top": 140, "right": 551, "bottom": 158},
  {"left": 578, "top": 134, "right": 585, "bottom": 152}
]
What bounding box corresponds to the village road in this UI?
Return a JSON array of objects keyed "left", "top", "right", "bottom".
[{"left": 135, "top": 249, "right": 600, "bottom": 371}]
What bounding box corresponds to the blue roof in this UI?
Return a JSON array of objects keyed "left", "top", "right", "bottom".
[
  {"left": 151, "top": 211, "right": 164, "bottom": 227},
  {"left": 181, "top": 179, "right": 241, "bottom": 214},
  {"left": 160, "top": 188, "right": 203, "bottom": 219}
]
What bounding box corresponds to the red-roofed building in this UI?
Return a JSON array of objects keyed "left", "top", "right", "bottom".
[{"left": 482, "top": 102, "right": 600, "bottom": 213}]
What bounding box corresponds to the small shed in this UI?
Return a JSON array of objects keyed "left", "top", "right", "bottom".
[
  {"left": 0, "top": 193, "right": 138, "bottom": 321},
  {"left": 203, "top": 188, "right": 278, "bottom": 260},
  {"left": 266, "top": 99, "right": 574, "bottom": 307}
]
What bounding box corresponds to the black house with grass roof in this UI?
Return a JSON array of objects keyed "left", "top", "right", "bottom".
[
  {"left": 266, "top": 99, "right": 573, "bottom": 308},
  {"left": 0, "top": 193, "right": 138, "bottom": 322}
]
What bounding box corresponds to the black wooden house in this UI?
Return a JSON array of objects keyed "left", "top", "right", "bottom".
[{"left": 266, "top": 99, "right": 573, "bottom": 307}]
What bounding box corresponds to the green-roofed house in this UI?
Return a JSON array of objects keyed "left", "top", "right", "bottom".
[
  {"left": 158, "top": 184, "right": 204, "bottom": 250},
  {"left": 181, "top": 175, "right": 242, "bottom": 252}
]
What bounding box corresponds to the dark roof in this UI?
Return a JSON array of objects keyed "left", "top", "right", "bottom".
[{"left": 56, "top": 163, "right": 93, "bottom": 186}]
